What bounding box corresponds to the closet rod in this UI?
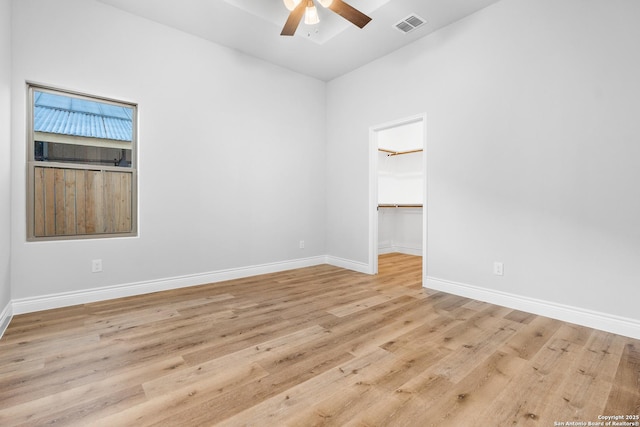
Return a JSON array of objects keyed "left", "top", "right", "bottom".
[{"left": 378, "top": 148, "right": 423, "bottom": 157}]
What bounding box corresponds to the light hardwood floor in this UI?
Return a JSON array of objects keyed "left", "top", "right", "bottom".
[{"left": 1, "top": 253, "right": 639, "bottom": 426}]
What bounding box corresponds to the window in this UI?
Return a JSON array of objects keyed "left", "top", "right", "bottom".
[{"left": 27, "top": 84, "right": 137, "bottom": 240}]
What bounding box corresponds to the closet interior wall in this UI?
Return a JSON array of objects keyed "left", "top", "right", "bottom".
[{"left": 378, "top": 149, "right": 423, "bottom": 256}]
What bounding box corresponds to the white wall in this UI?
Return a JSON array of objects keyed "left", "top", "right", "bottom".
[
  {"left": 327, "top": 0, "right": 640, "bottom": 326},
  {"left": 378, "top": 208, "right": 422, "bottom": 255},
  {"left": 0, "top": 0, "right": 12, "bottom": 333},
  {"left": 378, "top": 152, "right": 423, "bottom": 205},
  {"left": 10, "top": 0, "right": 326, "bottom": 305}
]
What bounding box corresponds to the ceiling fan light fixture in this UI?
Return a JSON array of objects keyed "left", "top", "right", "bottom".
[
  {"left": 304, "top": 3, "right": 320, "bottom": 25},
  {"left": 280, "top": 0, "right": 370, "bottom": 36},
  {"left": 283, "top": 0, "right": 301, "bottom": 12}
]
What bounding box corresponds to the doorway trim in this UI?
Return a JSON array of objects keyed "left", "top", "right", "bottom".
[{"left": 368, "top": 113, "right": 427, "bottom": 282}]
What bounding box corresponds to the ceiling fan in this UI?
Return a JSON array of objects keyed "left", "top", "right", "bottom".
[{"left": 281, "top": 0, "right": 372, "bottom": 36}]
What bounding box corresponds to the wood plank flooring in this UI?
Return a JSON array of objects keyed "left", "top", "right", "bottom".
[{"left": 1, "top": 253, "right": 638, "bottom": 426}]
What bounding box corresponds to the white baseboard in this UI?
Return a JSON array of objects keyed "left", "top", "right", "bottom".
[
  {"left": 378, "top": 245, "right": 394, "bottom": 255},
  {"left": 0, "top": 301, "right": 12, "bottom": 339},
  {"left": 393, "top": 246, "right": 422, "bottom": 256},
  {"left": 12, "top": 256, "right": 327, "bottom": 315},
  {"left": 425, "top": 276, "right": 640, "bottom": 340},
  {"left": 11, "top": 259, "right": 637, "bottom": 341},
  {"left": 325, "top": 256, "right": 371, "bottom": 274},
  {"left": 379, "top": 246, "right": 422, "bottom": 256}
]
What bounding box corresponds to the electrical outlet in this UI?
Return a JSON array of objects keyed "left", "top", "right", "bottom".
[
  {"left": 92, "top": 259, "right": 103, "bottom": 273},
  {"left": 299, "top": 240, "right": 305, "bottom": 249},
  {"left": 493, "top": 262, "right": 503, "bottom": 276}
]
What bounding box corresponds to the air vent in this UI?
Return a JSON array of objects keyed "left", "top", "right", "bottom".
[{"left": 394, "top": 14, "right": 426, "bottom": 33}]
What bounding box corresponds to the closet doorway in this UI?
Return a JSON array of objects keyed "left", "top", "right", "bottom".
[{"left": 369, "top": 114, "right": 426, "bottom": 282}]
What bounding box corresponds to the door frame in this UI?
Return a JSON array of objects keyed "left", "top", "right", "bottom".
[{"left": 368, "top": 113, "right": 427, "bottom": 282}]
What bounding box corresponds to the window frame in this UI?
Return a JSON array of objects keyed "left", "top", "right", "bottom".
[{"left": 26, "top": 83, "right": 138, "bottom": 241}]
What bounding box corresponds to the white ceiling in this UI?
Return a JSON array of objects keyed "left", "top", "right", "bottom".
[{"left": 96, "top": 0, "right": 502, "bottom": 81}]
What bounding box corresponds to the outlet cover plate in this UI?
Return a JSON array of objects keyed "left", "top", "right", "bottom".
[{"left": 493, "top": 262, "right": 503, "bottom": 276}]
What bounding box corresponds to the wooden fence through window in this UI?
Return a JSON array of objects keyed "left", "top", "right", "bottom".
[{"left": 33, "top": 166, "right": 132, "bottom": 236}]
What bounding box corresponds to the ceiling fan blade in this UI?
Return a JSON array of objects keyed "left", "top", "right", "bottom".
[
  {"left": 328, "top": 0, "right": 372, "bottom": 28},
  {"left": 281, "top": 0, "right": 307, "bottom": 36}
]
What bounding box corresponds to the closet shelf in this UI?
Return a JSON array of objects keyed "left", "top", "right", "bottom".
[{"left": 378, "top": 171, "right": 423, "bottom": 178}]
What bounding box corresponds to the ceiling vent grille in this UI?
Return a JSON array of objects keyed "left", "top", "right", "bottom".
[{"left": 394, "top": 14, "right": 426, "bottom": 33}]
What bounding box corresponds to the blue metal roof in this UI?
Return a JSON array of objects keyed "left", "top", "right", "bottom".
[{"left": 34, "top": 91, "right": 133, "bottom": 142}]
